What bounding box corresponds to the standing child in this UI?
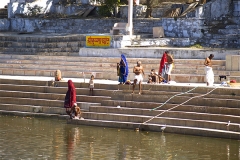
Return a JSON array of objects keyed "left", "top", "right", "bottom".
[{"left": 89, "top": 75, "right": 94, "bottom": 96}]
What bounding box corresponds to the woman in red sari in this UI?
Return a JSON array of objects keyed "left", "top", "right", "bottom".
[
  {"left": 158, "top": 51, "right": 168, "bottom": 78},
  {"left": 64, "top": 80, "right": 77, "bottom": 117}
]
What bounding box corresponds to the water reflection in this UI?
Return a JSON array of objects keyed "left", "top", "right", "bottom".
[{"left": 0, "top": 115, "right": 240, "bottom": 160}]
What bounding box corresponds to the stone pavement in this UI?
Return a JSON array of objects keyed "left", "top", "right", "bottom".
[{"left": 0, "top": 75, "right": 215, "bottom": 88}]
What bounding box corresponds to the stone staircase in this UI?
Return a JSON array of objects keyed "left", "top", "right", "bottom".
[
  {"left": 1, "top": 53, "right": 237, "bottom": 83},
  {"left": 0, "top": 27, "right": 239, "bottom": 79},
  {"left": 0, "top": 77, "right": 240, "bottom": 139},
  {"left": 72, "top": 83, "right": 240, "bottom": 139},
  {"left": 0, "top": 78, "right": 113, "bottom": 115},
  {"left": 0, "top": 8, "right": 7, "bottom": 19},
  {"left": 0, "top": 33, "right": 85, "bottom": 56}
]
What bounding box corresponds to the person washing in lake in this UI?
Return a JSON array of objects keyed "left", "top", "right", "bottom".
[
  {"left": 64, "top": 80, "right": 77, "bottom": 119},
  {"left": 117, "top": 54, "right": 129, "bottom": 85},
  {"left": 89, "top": 75, "right": 94, "bottom": 96}
]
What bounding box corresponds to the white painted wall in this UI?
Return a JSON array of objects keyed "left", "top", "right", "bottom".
[{"left": 0, "top": 0, "right": 10, "bottom": 8}]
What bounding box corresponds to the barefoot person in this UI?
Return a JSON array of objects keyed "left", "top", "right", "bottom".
[
  {"left": 89, "top": 75, "right": 94, "bottom": 96},
  {"left": 64, "top": 80, "right": 77, "bottom": 119},
  {"left": 117, "top": 54, "right": 129, "bottom": 85},
  {"left": 132, "top": 61, "right": 145, "bottom": 94},
  {"left": 158, "top": 51, "right": 167, "bottom": 80},
  {"left": 204, "top": 54, "right": 214, "bottom": 86},
  {"left": 166, "top": 51, "right": 174, "bottom": 82}
]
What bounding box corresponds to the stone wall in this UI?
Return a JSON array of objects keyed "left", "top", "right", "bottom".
[
  {"left": 203, "top": 0, "right": 233, "bottom": 22},
  {"left": 0, "top": 19, "right": 10, "bottom": 31},
  {"left": 6, "top": 18, "right": 204, "bottom": 38},
  {"left": 233, "top": 0, "right": 240, "bottom": 24},
  {"left": 162, "top": 18, "right": 204, "bottom": 38}
]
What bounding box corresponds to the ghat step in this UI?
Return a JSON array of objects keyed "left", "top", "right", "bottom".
[{"left": 68, "top": 119, "right": 240, "bottom": 139}]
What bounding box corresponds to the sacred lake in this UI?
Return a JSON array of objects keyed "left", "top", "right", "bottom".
[{"left": 0, "top": 115, "right": 239, "bottom": 160}]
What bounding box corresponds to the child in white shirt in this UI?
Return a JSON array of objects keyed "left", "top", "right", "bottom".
[{"left": 89, "top": 75, "right": 94, "bottom": 96}]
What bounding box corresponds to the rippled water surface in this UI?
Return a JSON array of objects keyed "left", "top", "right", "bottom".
[{"left": 0, "top": 115, "right": 239, "bottom": 160}]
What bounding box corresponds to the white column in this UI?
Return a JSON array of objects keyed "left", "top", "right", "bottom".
[{"left": 128, "top": 0, "right": 133, "bottom": 36}]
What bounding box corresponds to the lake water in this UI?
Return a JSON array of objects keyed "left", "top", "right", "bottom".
[{"left": 0, "top": 115, "right": 239, "bottom": 160}]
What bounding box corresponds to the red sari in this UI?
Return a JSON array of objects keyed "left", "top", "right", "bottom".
[
  {"left": 64, "top": 80, "right": 76, "bottom": 109},
  {"left": 158, "top": 52, "right": 167, "bottom": 75}
]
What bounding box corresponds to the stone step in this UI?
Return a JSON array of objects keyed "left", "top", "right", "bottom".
[
  {"left": 0, "top": 9, "right": 7, "bottom": 15},
  {"left": 101, "top": 100, "right": 240, "bottom": 116},
  {"left": 0, "top": 54, "right": 226, "bottom": 65},
  {"left": 0, "top": 63, "right": 229, "bottom": 75},
  {"left": 89, "top": 106, "right": 240, "bottom": 123},
  {"left": 111, "top": 93, "right": 240, "bottom": 108},
  {"left": 1, "top": 47, "right": 80, "bottom": 53},
  {"left": 0, "top": 58, "right": 226, "bottom": 69},
  {"left": 68, "top": 118, "right": 240, "bottom": 139},
  {"left": 79, "top": 48, "right": 239, "bottom": 60},
  {"left": 0, "top": 103, "right": 67, "bottom": 115},
  {"left": 81, "top": 112, "right": 240, "bottom": 132},
  {"left": 0, "top": 35, "right": 85, "bottom": 42},
  {"left": 0, "top": 110, "right": 69, "bottom": 119},
  {"left": 0, "top": 90, "right": 111, "bottom": 104},
  {"left": 122, "top": 89, "right": 240, "bottom": 100},
  {"left": 1, "top": 66, "right": 237, "bottom": 83},
  {"left": 0, "top": 51, "right": 79, "bottom": 56},
  {"left": 0, "top": 83, "right": 116, "bottom": 96},
  {"left": 0, "top": 97, "right": 100, "bottom": 110},
  {"left": 0, "top": 41, "right": 84, "bottom": 48},
  {"left": 1, "top": 77, "right": 240, "bottom": 96}
]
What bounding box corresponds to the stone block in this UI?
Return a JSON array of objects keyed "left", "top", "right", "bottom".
[
  {"left": 24, "top": 70, "right": 36, "bottom": 76},
  {"left": 231, "top": 56, "right": 239, "bottom": 71},
  {"left": 13, "top": 70, "right": 25, "bottom": 76},
  {"left": 225, "top": 55, "right": 232, "bottom": 71},
  {"left": 2, "top": 69, "right": 13, "bottom": 75},
  {"left": 153, "top": 27, "right": 165, "bottom": 38}
]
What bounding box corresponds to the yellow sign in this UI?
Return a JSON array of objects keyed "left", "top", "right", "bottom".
[{"left": 86, "top": 36, "right": 111, "bottom": 47}]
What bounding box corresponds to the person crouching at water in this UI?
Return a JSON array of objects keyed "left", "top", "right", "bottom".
[
  {"left": 89, "top": 75, "right": 94, "bottom": 96},
  {"left": 64, "top": 80, "right": 77, "bottom": 119},
  {"left": 70, "top": 103, "right": 81, "bottom": 119}
]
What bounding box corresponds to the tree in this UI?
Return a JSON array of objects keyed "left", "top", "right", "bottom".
[{"left": 145, "top": 0, "right": 154, "bottom": 18}]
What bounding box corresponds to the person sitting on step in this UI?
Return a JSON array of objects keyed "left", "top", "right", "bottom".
[{"left": 149, "top": 69, "right": 159, "bottom": 83}]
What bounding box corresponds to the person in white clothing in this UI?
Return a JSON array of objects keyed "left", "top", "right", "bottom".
[
  {"left": 89, "top": 75, "right": 94, "bottom": 96},
  {"left": 132, "top": 61, "right": 145, "bottom": 94},
  {"left": 204, "top": 54, "right": 214, "bottom": 86}
]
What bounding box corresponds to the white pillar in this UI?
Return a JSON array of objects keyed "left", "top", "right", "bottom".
[{"left": 128, "top": 0, "right": 133, "bottom": 36}]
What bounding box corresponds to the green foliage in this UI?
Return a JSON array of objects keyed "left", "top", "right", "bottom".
[
  {"left": 98, "top": 5, "right": 112, "bottom": 17},
  {"left": 190, "top": 43, "right": 203, "bottom": 49},
  {"left": 27, "top": 4, "right": 43, "bottom": 17},
  {"left": 98, "top": 0, "right": 120, "bottom": 17}
]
